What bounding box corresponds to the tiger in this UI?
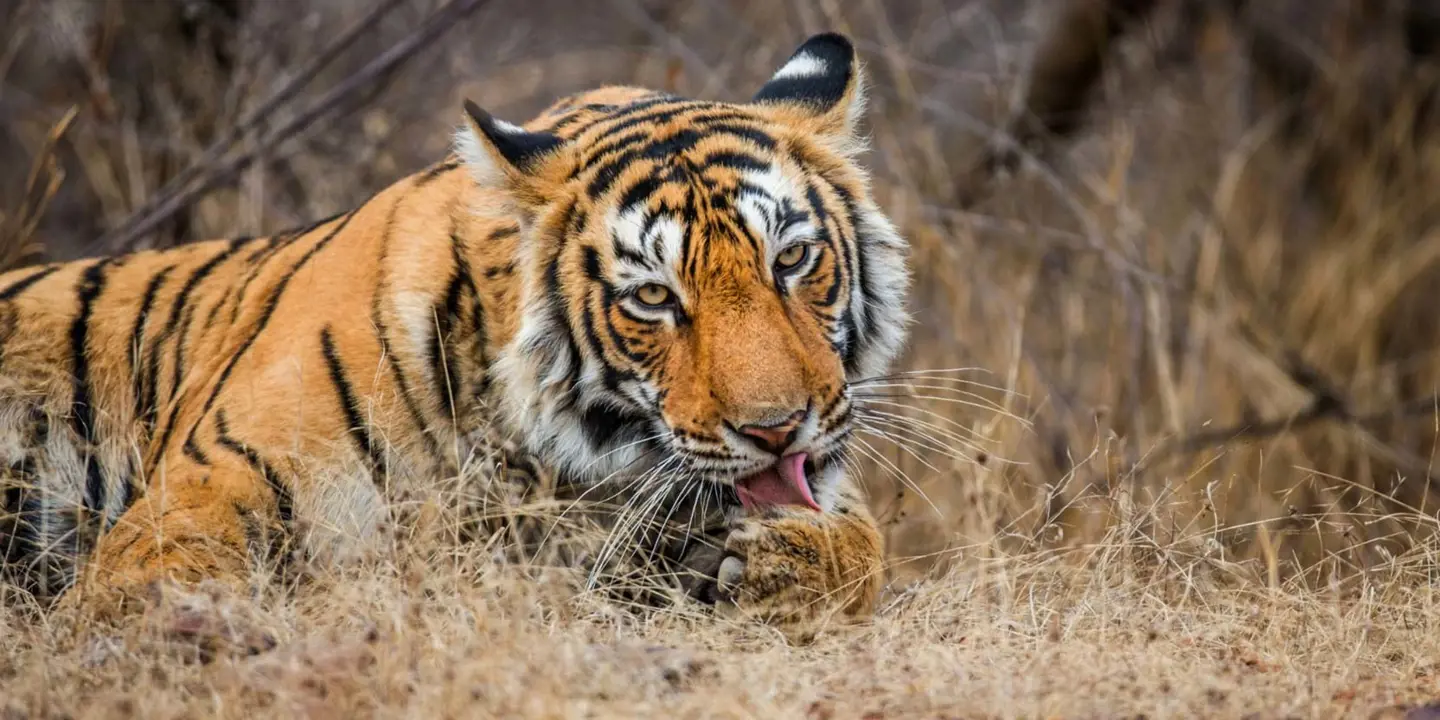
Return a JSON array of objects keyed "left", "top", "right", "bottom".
[{"left": 0, "top": 33, "right": 910, "bottom": 639}]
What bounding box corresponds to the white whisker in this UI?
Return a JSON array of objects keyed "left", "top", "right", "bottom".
[{"left": 849, "top": 436, "right": 942, "bottom": 518}]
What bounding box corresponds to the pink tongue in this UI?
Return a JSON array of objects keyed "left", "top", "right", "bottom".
[{"left": 736, "top": 453, "right": 820, "bottom": 512}]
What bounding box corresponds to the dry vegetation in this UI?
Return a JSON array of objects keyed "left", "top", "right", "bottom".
[{"left": 4, "top": 0, "right": 1440, "bottom": 717}]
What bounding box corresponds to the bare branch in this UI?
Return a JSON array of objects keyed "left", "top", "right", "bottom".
[
  {"left": 0, "top": 105, "right": 78, "bottom": 272},
  {"left": 83, "top": 0, "right": 450, "bottom": 256}
]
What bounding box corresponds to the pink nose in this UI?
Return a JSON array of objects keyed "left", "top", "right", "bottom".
[{"left": 737, "top": 410, "right": 806, "bottom": 455}]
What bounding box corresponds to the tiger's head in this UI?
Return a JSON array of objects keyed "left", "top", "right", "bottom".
[{"left": 466, "top": 34, "right": 910, "bottom": 511}]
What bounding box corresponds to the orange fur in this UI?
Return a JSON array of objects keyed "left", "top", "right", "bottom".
[{"left": 0, "top": 33, "right": 911, "bottom": 636}]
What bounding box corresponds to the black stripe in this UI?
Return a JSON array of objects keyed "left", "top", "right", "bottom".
[
  {"left": 577, "top": 129, "right": 661, "bottom": 170},
  {"left": 826, "top": 181, "right": 874, "bottom": 374},
  {"left": 168, "top": 296, "right": 203, "bottom": 414},
  {"left": 579, "top": 403, "right": 647, "bottom": 452},
  {"left": 679, "top": 187, "right": 699, "bottom": 279},
  {"left": 806, "top": 181, "right": 860, "bottom": 368},
  {"left": 373, "top": 312, "right": 439, "bottom": 457},
  {"left": 585, "top": 149, "right": 644, "bottom": 200},
  {"left": 371, "top": 208, "right": 441, "bottom": 458},
  {"left": 202, "top": 285, "right": 233, "bottom": 331},
  {"left": 414, "top": 159, "right": 460, "bottom": 186},
  {"left": 540, "top": 102, "right": 620, "bottom": 134},
  {"left": 270, "top": 210, "right": 347, "bottom": 242},
  {"left": 482, "top": 263, "right": 515, "bottom": 280},
  {"left": 69, "top": 258, "right": 113, "bottom": 512},
  {"left": 617, "top": 176, "right": 663, "bottom": 213},
  {"left": 129, "top": 264, "right": 176, "bottom": 428},
  {"left": 538, "top": 203, "right": 585, "bottom": 398},
  {"left": 142, "top": 240, "right": 246, "bottom": 431},
  {"left": 578, "top": 249, "right": 646, "bottom": 402},
  {"left": 116, "top": 459, "right": 136, "bottom": 513},
  {"left": 215, "top": 409, "right": 292, "bottom": 526},
  {"left": 581, "top": 106, "right": 748, "bottom": 156},
  {"left": 573, "top": 106, "right": 741, "bottom": 172},
  {"left": 699, "top": 150, "right": 770, "bottom": 174},
  {"left": 429, "top": 256, "right": 467, "bottom": 421},
  {"left": 641, "top": 129, "right": 703, "bottom": 160},
  {"left": 0, "top": 265, "right": 60, "bottom": 301},
  {"left": 611, "top": 232, "right": 649, "bottom": 267},
  {"left": 452, "top": 233, "right": 486, "bottom": 389},
  {"left": 178, "top": 208, "right": 362, "bottom": 465},
  {"left": 702, "top": 123, "right": 777, "bottom": 151},
  {"left": 231, "top": 230, "right": 303, "bottom": 325},
  {"left": 578, "top": 117, "right": 770, "bottom": 180},
  {"left": 426, "top": 227, "right": 489, "bottom": 420},
  {"left": 584, "top": 127, "right": 724, "bottom": 201},
  {"left": 321, "top": 326, "right": 385, "bottom": 481},
  {"left": 564, "top": 96, "right": 697, "bottom": 140},
  {"left": 182, "top": 435, "right": 211, "bottom": 465},
  {"left": 486, "top": 225, "right": 520, "bottom": 242}
]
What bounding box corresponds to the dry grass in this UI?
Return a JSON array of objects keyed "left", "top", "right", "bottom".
[
  {"left": 3, "top": 527, "right": 1440, "bottom": 718},
  {"left": 5, "top": 0, "right": 1440, "bottom": 717}
]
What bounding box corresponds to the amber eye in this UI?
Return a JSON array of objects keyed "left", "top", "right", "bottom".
[
  {"left": 634, "top": 283, "right": 673, "bottom": 307},
  {"left": 774, "top": 244, "right": 810, "bottom": 272}
]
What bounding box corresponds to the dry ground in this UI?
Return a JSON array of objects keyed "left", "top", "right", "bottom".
[
  {"left": 3, "top": 534, "right": 1440, "bottom": 719},
  {"left": 5, "top": 1, "right": 1440, "bottom": 717}
]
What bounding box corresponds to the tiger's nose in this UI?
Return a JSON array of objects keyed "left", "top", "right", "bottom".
[{"left": 736, "top": 409, "right": 807, "bottom": 455}]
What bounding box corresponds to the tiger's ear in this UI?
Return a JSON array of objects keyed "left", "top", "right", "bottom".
[
  {"left": 751, "top": 33, "right": 865, "bottom": 152},
  {"left": 456, "top": 100, "right": 566, "bottom": 189}
]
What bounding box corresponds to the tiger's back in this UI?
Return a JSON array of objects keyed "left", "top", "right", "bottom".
[{"left": 0, "top": 160, "right": 527, "bottom": 597}]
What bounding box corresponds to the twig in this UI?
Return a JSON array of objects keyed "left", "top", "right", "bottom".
[
  {"left": 87, "top": 0, "right": 407, "bottom": 253},
  {"left": 1143, "top": 391, "right": 1440, "bottom": 487},
  {"left": 0, "top": 105, "right": 78, "bottom": 272},
  {"left": 608, "top": 0, "right": 725, "bottom": 97},
  {"left": 85, "top": 0, "right": 470, "bottom": 256}
]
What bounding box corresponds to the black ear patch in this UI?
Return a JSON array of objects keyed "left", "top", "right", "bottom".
[
  {"left": 463, "top": 100, "right": 564, "bottom": 172},
  {"left": 752, "top": 32, "right": 856, "bottom": 111}
]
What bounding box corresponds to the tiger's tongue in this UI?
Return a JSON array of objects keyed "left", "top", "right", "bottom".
[{"left": 736, "top": 453, "right": 820, "bottom": 512}]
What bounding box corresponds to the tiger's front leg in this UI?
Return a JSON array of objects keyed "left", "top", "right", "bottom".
[
  {"left": 61, "top": 456, "right": 287, "bottom": 626},
  {"left": 713, "top": 479, "right": 883, "bottom": 641}
]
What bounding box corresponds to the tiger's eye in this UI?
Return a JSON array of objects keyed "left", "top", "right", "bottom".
[
  {"left": 775, "top": 244, "right": 810, "bottom": 270},
  {"left": 635, "top": 283, "right": 672, "bottom": 307}
]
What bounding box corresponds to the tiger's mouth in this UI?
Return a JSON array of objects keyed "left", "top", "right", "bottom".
[{"left": 733, "top": 453, "right": 824, "bottom": 512}]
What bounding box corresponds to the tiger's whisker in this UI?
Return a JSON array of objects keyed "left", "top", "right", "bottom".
[
  {"left": 849, "top": 436, "right": 943, "bottom": 518},
  {"left": 853, "top": 406, "right": 1000, "bottom": 456},
  {"left": 854, "top": 414, "right": 976, "bottom": 460}
]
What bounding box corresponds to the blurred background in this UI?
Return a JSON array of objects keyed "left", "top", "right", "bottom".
[{"left": 3, "top": 0, "right": 1440, "bottom": 590}]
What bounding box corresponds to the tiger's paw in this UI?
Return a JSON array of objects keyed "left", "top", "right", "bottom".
[{"left": 713, "top": 509, "right": 883, "bottom": 642}]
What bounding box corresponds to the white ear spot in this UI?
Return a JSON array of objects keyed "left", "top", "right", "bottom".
[
  {"left": 491, "top": 118, "right": 526, "bottom": 135},
  {"left": 771, "top": 52, "right": 829, "bottom": 81},
  {"left": 454, "top": 124, "right": 503, "bottom": 188}
]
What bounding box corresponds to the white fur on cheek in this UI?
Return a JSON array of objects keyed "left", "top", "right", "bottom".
[
  {"left": 454, "top": 125, "right": 502, "bottom": 189},
  {"left": 848, "top": 201, "right": 912, "bottom": 382}
]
